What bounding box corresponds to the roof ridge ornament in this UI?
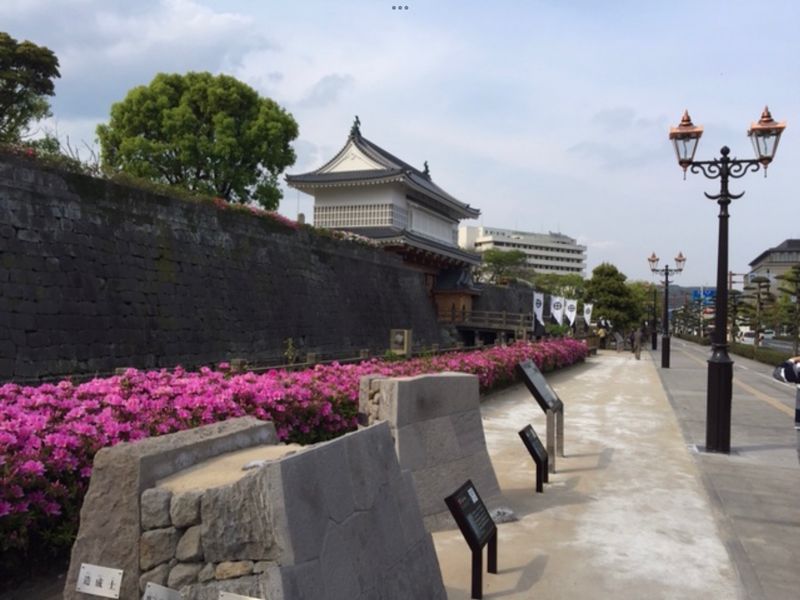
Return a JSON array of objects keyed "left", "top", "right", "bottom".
[
  {"left": 423, "top": 160, "right": 430, "bottom": 179},
  {"left": 350, "top": 115, "right": 361, "bottom": 138}
]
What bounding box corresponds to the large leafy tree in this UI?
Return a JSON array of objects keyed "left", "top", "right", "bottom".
[
  {"left": 527, "top": 272, "right": 585, "bottom": 299},
  {"left": 0, "top": 32, "right": 60, "bottom": 143},
  {"left": 776, "top": 265, "right": 800, "bottom": 354},
  {"left": 97, "top": 72, "right": 298, "bottom": 209},
  {"left": 479, "top": 248, "right": 528, "bottom": 283},
  {"left": 584, "top": 263, "right": 641, "bottom": 331}
]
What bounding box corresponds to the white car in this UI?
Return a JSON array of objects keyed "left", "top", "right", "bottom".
[
  {"left": 740, "top": 331, "right": 756, "bottom": 346},
  {"left": 762, "top": 329, "right": 775, "bottom": 340}
]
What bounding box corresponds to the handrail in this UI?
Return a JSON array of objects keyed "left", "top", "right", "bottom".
[{"left": 438, "top": 309, "right": 535, "bottom": 328}]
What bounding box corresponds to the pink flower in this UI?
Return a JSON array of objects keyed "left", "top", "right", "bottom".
[{"left": 18, "top": 460, "right": 45, "bottom": 476}]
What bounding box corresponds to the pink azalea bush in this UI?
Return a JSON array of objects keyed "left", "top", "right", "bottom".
[{"left": 0, "top": 338, "right": 586, "bottom": 567}]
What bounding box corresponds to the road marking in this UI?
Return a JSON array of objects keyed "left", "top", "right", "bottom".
[{"left": 675, "top": 347, "right": 794, "bottom": 417}]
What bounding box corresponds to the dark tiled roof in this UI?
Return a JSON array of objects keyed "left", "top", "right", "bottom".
[
  {"left": 286, "top": 132, "right": 480, "bottom": 220},
  {"left": 374, "top": 230, "right": 482, "bottom": 267},
  {"left": 748, "top": 239, "right": 800, "bottom": 267},
  {"left": 286, "top": 168, "right": 403, "bottom": 184}
]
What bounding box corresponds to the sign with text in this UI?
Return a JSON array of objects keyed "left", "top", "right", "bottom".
[
  {"left": 516, "top": 360, "right": 563, "bottom": 413},
  {"left": 444, "top": 480, "right": 498, "bottom": 599},
  {"left": 444, "top": 480, "right": 496, "bottom": 552},
  {"left": 219, "top": 593, "right": 263, "bottom": 600},
  {"left": 142, "top": 582, "right": 180, "bottom": 600},
  {"left": 76, "top": 563, "right": 123, "bottom": 599},
  {"left": 518, "top": 424, "right": 548, "bottom": 492}
]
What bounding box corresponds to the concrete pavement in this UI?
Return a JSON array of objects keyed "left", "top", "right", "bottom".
[
  {"left": 656, "top": 338, "right": 800, "bottom": 600},
  {"left": 433, "top": 342, "right": 799, "bottom": 599}
]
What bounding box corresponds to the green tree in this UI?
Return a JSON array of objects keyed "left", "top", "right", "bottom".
[
  {"left": 584, "top": 263, "right": 641, "bottom": 331},
  {"left": 741, "top": 276, "right": 773, "bottom": 348},
  {"left": 527, "top": 272, "right": 585, "bottom": 299},
  {"left": 479, "top": 248, "right": 528, "bottom": 283},
  {"left": 776, "top": 265, "right": 800, "bottom": 354},
  {"left": 0, "top": 32, "right": 60, "bottom": 143},
  {"left": 97, "top": 72, "right": 298, "bottom": 209}
]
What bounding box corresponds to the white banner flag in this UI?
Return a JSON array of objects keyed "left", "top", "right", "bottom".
[
  {"left": 583, "top": 303, "right": 593, "bottom": 325},
  {"left": 533, "top": 292, "right": 545, "bottom": 326},
  {"left": 551, "top": 296, "right": 565, "bottom": 325},
  {"left": 565, "top": 299, "right": 578, "bottom": 326}
]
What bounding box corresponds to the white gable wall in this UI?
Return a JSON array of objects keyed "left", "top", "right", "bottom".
[{"left": 320, "top": 140, "right": 385, "bottom": 173}]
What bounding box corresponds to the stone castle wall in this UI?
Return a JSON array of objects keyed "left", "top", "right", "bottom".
[{"left": 0, "top": 154, "right": 444, "bottom": 381}]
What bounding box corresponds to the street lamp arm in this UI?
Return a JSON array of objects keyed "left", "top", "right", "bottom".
[
  {"left": 688, "top": 158, "right": 761, "bottom": 180},
  {"left": 689, "top": 160, "right": 724, "bottom": 179}
]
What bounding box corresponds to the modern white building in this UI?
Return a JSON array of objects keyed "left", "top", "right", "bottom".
[
  {"left": 459, "top": 225, "right": 587, "bottom": 276},
  {"left": 286, "top": 118, "right": 481, "bottom": 272},
  {"left": 748, "top": 239, "right": 800, "bottom": 295}
]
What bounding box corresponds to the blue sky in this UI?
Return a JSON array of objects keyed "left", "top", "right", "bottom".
[{"left": 4, "top": 0, "right": 800, "bottom": 283}]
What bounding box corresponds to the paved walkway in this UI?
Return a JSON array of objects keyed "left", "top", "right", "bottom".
[
  {"left": 7, "top": 341, "right": 798, "bottom": 599},
  {"left": 433, "top": 342, "right": 800, "bottom": 599},
  {"left": 656, "top": 338, "right": 800, "bottom": 600}
]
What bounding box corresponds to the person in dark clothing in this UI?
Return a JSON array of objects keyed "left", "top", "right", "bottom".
[{"left": 772, "top": 356, "right": 800, "bottom": 429}]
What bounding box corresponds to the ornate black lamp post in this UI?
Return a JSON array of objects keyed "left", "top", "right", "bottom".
[
  {"left": 648, "top": 251, "right": 686, "bottom": 368},
  {"left": 651, "top": 285, "right": 658, "bottom": 350},
  {"left": 669, "top": 107, "right": 786, "bottom": 453}
]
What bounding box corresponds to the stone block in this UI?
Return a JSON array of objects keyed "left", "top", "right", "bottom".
[
  {"left": 141, "top": 487, "right": 172, "bottom": 530},
  {"left": 139, "top": 562, "right": 170, "bottom": 593},
  {"left": 170, "top": 489, "right": 203, "bottom": 528},
  {"left": 393, "top": 424, "right": 426, "bottom": 471},
  {"left": 64, "top": 418, "right": 277, "bottom": 600},
  {"left": 278, "top": 560, "right": 324, "bottom": 600},
  {"left": 450, "top": 408, "right": 489, "bottom": 457},
  {"left": 215, "top": 560, "right": 254, "bottom": 580},
  {"left": 317, "top": 521, "right": 361, "bottom": 599},
  {"left": 388, "top": 470, "right": 426, "bottom": 550},
  {"left": 140, "top": 527, "right": 180, "bottom": 571},
  {"left": 376, "top": 536, "right": 447, "bottom": 600},
  {"left": 197, "top": 563, "right": 215, "bottom": 583},
  {"left": 313, "top": 432, "right": 355, "bottom": 524},
  {"left": 176, "top": 525, "right": 203, "bottom": 562},
  {"left": 376, "top": 372, "right": 479, "bottom": 427},
  {"left": 344, "top": 422, "right": 401, "bottom": 511},
  {"left": 181, "top": 575, "right": 271, "bottom": 600},
  {"left": 278, "top": 449, "right": 332, "bottom": 564},
  {"left": 200, "top": 465, "right": 279, "bottom": 563},
  {"left": 251, "top": 561, "right": 270, "bottom": 575},
  {"left": 168, "top": 562, "right": 203, "bottom": 589}
]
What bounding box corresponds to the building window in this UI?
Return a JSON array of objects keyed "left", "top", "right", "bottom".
[{"left": 314, "top": 204, "right": 405, "bottom": 228}]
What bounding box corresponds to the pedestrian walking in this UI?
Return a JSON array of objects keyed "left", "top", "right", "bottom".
[
  {"left": 597, "top": 326, "right": 607, "bottom": 349},
  {"left": 772, "top": 356, "right": 800, "bottom": 429},
  {"left": 634, "top": 327, "right": 642, "bottom": 360},
  {"left": 613, "top": 331, "right": 624, "bottom": 352}
]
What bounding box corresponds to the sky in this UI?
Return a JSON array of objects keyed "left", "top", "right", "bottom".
[{"left": 4, "top": 0, "right": 800, "bottom": 285}]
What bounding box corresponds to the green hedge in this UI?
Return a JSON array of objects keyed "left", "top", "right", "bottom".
[
  {"left": 729, "top": 343, "right": 794, "bottom": 365},
  {"left": 675, "top": 333, "right": 711, "bottom": 346},
  {"left": 676, "top": 334, "right": 793, "bottom": 365}
]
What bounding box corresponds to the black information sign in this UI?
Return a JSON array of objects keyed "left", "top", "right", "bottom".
[
  {"left": 516, "top": 360, "right": 563, "bottom": 414},
  {"left": 444, "top": 480, "right": 498, "bottom": 599},
  {"left": 518, "top": 424, "right": 548, "bottom": 491}
]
